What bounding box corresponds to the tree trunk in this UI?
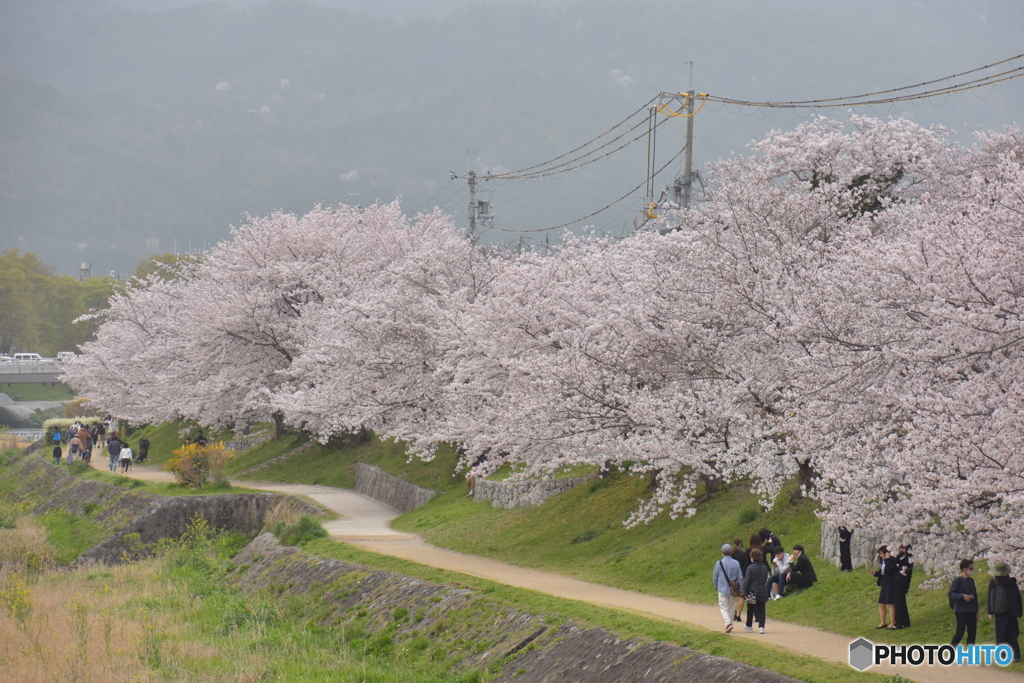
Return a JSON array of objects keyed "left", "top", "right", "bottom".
[
  {"left": 696, "top": 471, "right": 725, "bottom": 504},
  {"left": 273, "top": 411, "right": 286, "bottom": 440},
  {"left": 790, "top": 459, "right": 818, "bottom": 503}
]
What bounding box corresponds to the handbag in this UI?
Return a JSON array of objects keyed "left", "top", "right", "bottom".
[{"left": 745, "top": 591, "right": 758, "bottom": 605}]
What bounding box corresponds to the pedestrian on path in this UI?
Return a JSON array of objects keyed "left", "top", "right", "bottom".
[
  {"left": 949, "top": 558, "right": 979, "bottom": 646},
  {"left": 107, "top": 436, "right": 122, "bottom": 472},
  {"left": 119, "top": 443, "right": 134, "bottom": 473},
  {"left": 987, "top": 560, "right": 1022, "bottom": 662},
  {"left": 713, "top": 543, "right": 743, "bottom": 633},
  {"left": 52, "top": 444, "right": 62, "bottom": 467},
  {"left": 742, "top": 547, "right": 770, "bottom": 634}
]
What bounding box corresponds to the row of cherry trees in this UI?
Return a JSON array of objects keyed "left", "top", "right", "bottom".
[{"left": 64, "top": 116, "right": 1024, "bottom": 571}]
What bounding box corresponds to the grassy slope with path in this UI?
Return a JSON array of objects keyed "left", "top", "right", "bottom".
[{"left": 75, "top": 428, "right": 1024, "bottom": 678}]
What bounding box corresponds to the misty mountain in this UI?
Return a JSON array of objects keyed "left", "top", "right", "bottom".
[{"left": 1, "top": 0, "right": 1022, "bottom": 276}]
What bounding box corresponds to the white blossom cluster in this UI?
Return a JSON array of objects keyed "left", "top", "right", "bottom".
[{"left": 63, "top": 117, "right": 1024, "bottom": 572}]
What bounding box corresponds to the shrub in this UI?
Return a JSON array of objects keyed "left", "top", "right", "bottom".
[
  {"left": 271, "top": 515, "right": 328, "bottom": 546},
  {"left": 163, "top": 442, "right": 234, "bottom": 489}
]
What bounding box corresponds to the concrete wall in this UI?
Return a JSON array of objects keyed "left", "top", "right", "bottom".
[
  {"left": 355, "top": 462, "right": 436, "bottom": 513},
  {"left": 472, "top": 477, "right": 591, "bottom": 509}
]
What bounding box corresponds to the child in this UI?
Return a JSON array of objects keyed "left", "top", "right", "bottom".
[{"left": 52, "top": 444, "right": 62, "bottom": 467}]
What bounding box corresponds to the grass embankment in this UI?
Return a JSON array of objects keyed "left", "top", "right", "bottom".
[
  {"left": 0, "top": 382, "right": 77, "bottom": 401},
  {"left": 394, "top": 469, "right": 1019, "bottom": 670},
  {"left": 0, "top": 516, "right": 489, "bottom": 682}
]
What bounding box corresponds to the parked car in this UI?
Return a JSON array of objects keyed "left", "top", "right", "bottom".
[
  {"left": 0, "top": 355, "right": 12, "bottom": 365},
  {"left": 13, "top": 353, "right": 44, "bottom": 364},
  {"left": 56, "top": 351, "right": 76, "bottom": 363}
]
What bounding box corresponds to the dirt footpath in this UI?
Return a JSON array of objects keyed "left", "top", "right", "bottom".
[{"left": 97, "top": 460, "right": 1022, "bottom": 682}]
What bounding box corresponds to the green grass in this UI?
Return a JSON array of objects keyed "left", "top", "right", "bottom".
[
  {"left": 301, "top": 536, "right": 886, "bottom": 683},
  {"left": 37, "top": 509, "right": 108, "bottom": 563},
  {"left": 0, "top": 382, "right": 76, "bottom": 401},
  {"left": 392, "top": 468, "right": 1021, "bottom": 672},
  {"left": 229, "top": 432, "right": 465, "bottom": 492}
]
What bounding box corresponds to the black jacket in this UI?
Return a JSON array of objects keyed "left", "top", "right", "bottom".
[
  {"left": 949, "top": 575, "right": 979, "bottom": 614},
  {"left": 874, "top": 557, "right": 899, "bottom": 588},
  {"left": 988, "top": 576, "right": 1023, "bottom": 617},
  {"left": 790, "top": 553, "right": 817, "bottom": 583}
]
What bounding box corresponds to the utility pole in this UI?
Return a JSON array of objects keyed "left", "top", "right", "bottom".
[
  {"left": 681, "top": 88, "right": 695, "bottom": 209},
  {"left": 467, "top": 170, "right": 477, "bottom": 241}
]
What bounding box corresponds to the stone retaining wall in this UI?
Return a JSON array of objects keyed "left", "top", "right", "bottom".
[
  {"left": 2, "top": 452, "right": 319, "bottom": 566},
  {"left": 231, "top": 534, "right": 799, "bottom": 683},
  {"left": 472, "top": 476, "right": 591, "bottom": 509},
  {"left": 355, "top": 462, "right": 436, "bottom": 513},
  {"left": 821, "top": 521, "right": 975, "bottom": 573},
  {"left": 80, "top": 493, "right": 282, "bottom": 564}
]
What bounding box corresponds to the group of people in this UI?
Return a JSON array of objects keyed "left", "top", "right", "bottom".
[
  {"left": 869, "top": 544, "right": 915, "bottom": 629},
  {"left": 50, "top": 419, "right": 150, "bottom": 475},
  {"left": 51, "top": 420, "right": 106, "bottom": 466},
  {"left": 713, "top": 528, "right": 817, "bottom": 634},
  {"left": 947, "top": 558, "right": 1022, "bottom": 661}
]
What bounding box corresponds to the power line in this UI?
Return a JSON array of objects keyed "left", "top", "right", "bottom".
[{"left": 697, "top": 52, "right": 1024, "bottom": 109}]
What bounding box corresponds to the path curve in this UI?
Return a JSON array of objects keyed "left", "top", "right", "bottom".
[{"left": 92, "top": 458, "right": 1022, "bottom": 682}]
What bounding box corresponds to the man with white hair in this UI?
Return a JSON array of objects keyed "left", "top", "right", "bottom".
[{"left": 712, "top": 543, "right": 742, "bottom": 633}]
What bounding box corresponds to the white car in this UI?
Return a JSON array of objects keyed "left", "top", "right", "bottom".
[
  {"left": 13, "top": 353, "right": 44, "bottom": 364},
  {"left": 0, "top": 355, "right": 12, "bottom": 365}
]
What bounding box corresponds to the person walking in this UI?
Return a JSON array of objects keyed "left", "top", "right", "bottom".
[
  {"left": 119, "top": 443, "right": 134, "bottom": 473},
  {"left": 52, "top": 443, "right": 62, "bottom": 467},
  {"left": 742, "top": 547, "right": 770, "bottom": 634},
  {"left": 987, "top": 561, "right": 1022, "bottom": 662},
  {"left": 949, "top": 558, "right": 979, "bottom": 646},
  {"left": 107, "top": 436, "right": 122, "bottom": 472},
  {"left": 713, "top": 543, "right": 743, "bottom": 633},
  {"left": 67, "top": 433, "right": 81, "bottom": 465},
  {"left": 870, "top": 545, "right": 899, "bottom": 629}
]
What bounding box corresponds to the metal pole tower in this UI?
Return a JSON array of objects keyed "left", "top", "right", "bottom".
[
  {"left": 467, "top": 170, "right": 477, "bottom": 241},
  {"left": 681, "top": 89, "right": 695, "bottom": 209}
]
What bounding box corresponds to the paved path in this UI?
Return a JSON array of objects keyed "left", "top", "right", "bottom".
[{"left": 95, "top": 459, "right": 1022, "bottom": 682}]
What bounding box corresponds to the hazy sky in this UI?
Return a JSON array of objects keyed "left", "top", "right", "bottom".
[{"left": 2, "top": 0, "right": 1023, "bottom": 275}]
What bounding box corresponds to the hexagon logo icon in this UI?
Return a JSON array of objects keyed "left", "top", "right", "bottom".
[{"left": 849, "top": 637, "right": 874, "bottom": 671}]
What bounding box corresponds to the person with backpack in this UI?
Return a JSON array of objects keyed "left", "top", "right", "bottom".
[
  {"left": 949, "top": 558, "right": 979, "bottom": 646},
  {"left": 988, "top": 561, "right": 1022, "bottom": 662},
  {"left": 67, "top": 434, "right": 81, "bottom": 464}
]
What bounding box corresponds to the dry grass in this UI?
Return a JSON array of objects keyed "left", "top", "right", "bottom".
[
  {"left": 261, "top": 495, "right": 313, "bottom": 533},
  {"left": 0, "top": 433, "right": 30, "bottom": 450},
  {"left": 0, "top": 516, "right": 55, "bottom": 571}
]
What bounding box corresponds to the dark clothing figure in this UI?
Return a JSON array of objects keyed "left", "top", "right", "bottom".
[
  {"left": 874, "top": 557, "right": 900, "bottom": 605},
  {"left": 733, "top": 547, "right": 751, "bottom": 574},
  {"left": 742, "top": 561, "right": 770, "bottom": 631},
  {"left": 52, "top": 445, "right": 62, "bottom": 467},
  {"left": 838, "top": 526, "right": 853, "bottom": 572},
  {"left": 137, "top": 436, "right": 150, "bottom": 463},
  {"left": 988, "top": 574, "right": 1023, "bottom": 662},
  {"left": 786, "top": 553, "right": 817, "bottom": 589},
  {"left": 949, "top": 574, "right": 978, "bottom": 646},
  {"left": 194, "top": 432, "right": 208, "bottom": 447},
  {"left": 893, "top": 550, "right": 914, "bottom": 629}
]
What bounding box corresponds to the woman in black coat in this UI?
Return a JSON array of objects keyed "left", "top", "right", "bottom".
[
  {"left": 869, "top": 545, "right": 899, "bottom": 629},
  {"left": 741, "top": 548, "right": 771, "bottom": 633},
  {"left": 893, "top": 544, "right": 914, "bottom": 628}
]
